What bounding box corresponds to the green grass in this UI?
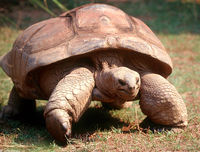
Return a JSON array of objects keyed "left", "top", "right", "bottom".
[
  {"left": 0, "top": 0, "right": 200, "bottom": 151},
  {"left": 117, "top": 0, "right": 200, "bottom": 33}
]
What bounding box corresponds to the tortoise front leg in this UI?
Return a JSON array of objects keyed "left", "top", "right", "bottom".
[
  {"left": 44, "top": 67, "right": 95, "bottom": 142},
  {"left": 140, "top": 73, "right": 188, "bottom": 127}
]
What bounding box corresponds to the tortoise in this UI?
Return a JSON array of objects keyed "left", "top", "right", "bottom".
[{"left": 0, "top": 3, "right": 187, "bottom": 142}]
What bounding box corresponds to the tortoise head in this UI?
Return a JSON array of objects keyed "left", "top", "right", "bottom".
[{"left": 96, "top": 67, "right": 141, "bottom": 101}]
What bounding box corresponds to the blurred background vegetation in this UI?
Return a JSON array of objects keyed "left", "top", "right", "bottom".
[{"left": 0, "top": 0, "right": 200, "bottom": 33}]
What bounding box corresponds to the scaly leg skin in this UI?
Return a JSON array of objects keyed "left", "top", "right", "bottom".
[
  {"left": 44, "top": 67, "right": 95, "bottom": 143},
  {"left": 0, "top": 87, "right": 36, "bottom": 120},
  {"left": 140, "top": 73, "right": 188, "bottom": 130},
  {"left": 92, "top": 88, "right": 132, "bottom": 109}
]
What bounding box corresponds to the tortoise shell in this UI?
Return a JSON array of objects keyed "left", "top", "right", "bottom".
[{"left": 0, "top": 3, "right": 172, "bottom": 99}]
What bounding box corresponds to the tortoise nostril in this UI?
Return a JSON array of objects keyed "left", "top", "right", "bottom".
[{"left": 129, "top": 86, "right": 135, "bottom": 90}]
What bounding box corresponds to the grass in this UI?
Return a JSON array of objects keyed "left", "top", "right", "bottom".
[{"left": 0, "top": 0, "right": 200, "bottom": 151}]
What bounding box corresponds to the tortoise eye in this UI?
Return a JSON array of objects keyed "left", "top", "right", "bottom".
[{"left": 118, "top": 79, "right": 126, "bottom": 86}]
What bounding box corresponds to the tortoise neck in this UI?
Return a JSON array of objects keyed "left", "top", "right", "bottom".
[{"left": 93, "top": 51, "right": 123, "bottom": 71}]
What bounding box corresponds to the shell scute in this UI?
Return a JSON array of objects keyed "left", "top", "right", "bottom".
[
  {"left": 75, "top": 4, "right": 133, "bottom": 33},
  {"left": 24, "top": 17, "right": 74, "bottom": 54}
]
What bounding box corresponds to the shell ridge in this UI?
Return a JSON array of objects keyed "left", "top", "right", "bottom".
[
  {"left": 27, "top": 36, "right": 71, "bottom": 54},
  {"left": 22, "top": 24, "right": 46, "bottom": 52},
  {"left": 0, "top": 52, "right": 14, "bottom": 77},
  {"left": 68, "top": 12, "right": 78, "bottom": 44}
]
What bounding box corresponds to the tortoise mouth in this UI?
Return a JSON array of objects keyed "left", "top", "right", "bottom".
[
  {"left": 118, "top": 89, "right": 129, "bottom": 94},
  {"left": 118, "top": 88, "right": 137, "bottom": 99}
]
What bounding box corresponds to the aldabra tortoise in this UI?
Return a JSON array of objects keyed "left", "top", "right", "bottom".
[{"left": 0, "top": 3, "right": 187, "bottom": 142}]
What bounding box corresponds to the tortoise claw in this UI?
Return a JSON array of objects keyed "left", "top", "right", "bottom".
[
  {"left": 45, "top": 109, "right": 72, "bottom": 143},
  {"left": 62, "top": 122, "right": 72, "bottom": 137}
]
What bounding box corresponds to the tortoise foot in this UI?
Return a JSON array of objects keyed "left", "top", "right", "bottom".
[
  {"left": 0, "top": 105, "right": 20, "bottom": 120},
  {"left": 0, "top": 87, "right": 36, "bottom": 120},
  {"left": 140, "top": 117, "right": 186, "bottom": 133},
  {"left": 45, "top": 109, "right": 72, "bottom": 143}
]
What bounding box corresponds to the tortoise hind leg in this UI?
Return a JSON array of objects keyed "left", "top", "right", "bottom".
[
  {"left": 0, "top": 86, "right": 36, "bottom": 119},
  {"left": 139, "top": 73, "right": 188, "bottom": 128}
]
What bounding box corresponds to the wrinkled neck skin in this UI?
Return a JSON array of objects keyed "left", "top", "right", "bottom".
[
  {"left": 93, "top": 52, "right": 141, "bottom": 102},
  {"left": 94, "top": 54, "right": 122, "bottom": 98}
]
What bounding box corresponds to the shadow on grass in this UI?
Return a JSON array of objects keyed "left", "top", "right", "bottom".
[
  {"left": 72, "top": 107, "right": 129, "bottom": 136},
  {"left": 0, "top": 108, "right": 54, "bottom": 147},
  {"left": 0, "top": 103, "right": 178, "bottom": 147},
  {"left": 0, "top": 105, "right": 129, "bottom": 146}
]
